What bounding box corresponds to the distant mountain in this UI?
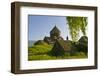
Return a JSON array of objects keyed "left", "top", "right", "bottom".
[{"left": 28, "top": 40, "right": 36, "bottom": 47}]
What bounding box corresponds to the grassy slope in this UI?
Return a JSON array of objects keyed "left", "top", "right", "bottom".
[
  {"left": 28, "top": 44, "right": 54, "bottom": 60},
  {"left": 28, "top": 43, "right": 87, "bottom": 61}
]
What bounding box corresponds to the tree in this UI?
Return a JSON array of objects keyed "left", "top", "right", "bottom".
[{"left": 66, "top": 17, "right": 87, "bottom": 41}]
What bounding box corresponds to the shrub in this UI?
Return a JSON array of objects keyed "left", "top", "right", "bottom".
[{"left": 77, "top": 36, "right": 88, "bottom": 53}]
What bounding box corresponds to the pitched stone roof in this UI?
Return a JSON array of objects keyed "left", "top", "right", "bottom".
[
  {"left": 44, "top": 36, "right": 54, "bottom": 44},
  {"left": 50, "top": 26, "right": 60, "bottom": 34},
  {"left": 56, "top": 40, "right": 72, "bottom": 51},
  {"left": 44, "top": 36, "right": 51, "bottom": 40}
]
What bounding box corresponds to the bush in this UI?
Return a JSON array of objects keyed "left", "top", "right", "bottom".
[{"left": 77, "top": 36, "right": 88, "bottom": 53}]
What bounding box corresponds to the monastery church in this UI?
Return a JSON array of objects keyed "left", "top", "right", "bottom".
[
  {"left": 43, "top": 25, "right": 75, "bottom": 56},
  {"left": 34, "top": 25, "right": 88, "bottom": 56}
]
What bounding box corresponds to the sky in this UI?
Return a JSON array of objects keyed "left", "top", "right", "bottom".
[{"left": 28, "top": 15, "right": 71, "bottom": 41}]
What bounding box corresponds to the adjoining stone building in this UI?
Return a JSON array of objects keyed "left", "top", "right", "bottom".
[{"left": 51, "top": 39, "right": 78, "bottom": 56}]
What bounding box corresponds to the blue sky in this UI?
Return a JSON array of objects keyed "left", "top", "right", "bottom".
[{"left": 28, "top": 15, "right": 71, "bottom": 41}]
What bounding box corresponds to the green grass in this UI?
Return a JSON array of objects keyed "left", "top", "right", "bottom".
[
  {"left": 28, "top": 44, "right": 53, "bottom": 55},
  {"left": 28, "top": 43, "right": 87, "bottom": 61}
]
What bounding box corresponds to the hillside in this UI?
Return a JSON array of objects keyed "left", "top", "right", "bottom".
[{"left": 28, "top": 41, "right": 87, "bottom": 60}]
